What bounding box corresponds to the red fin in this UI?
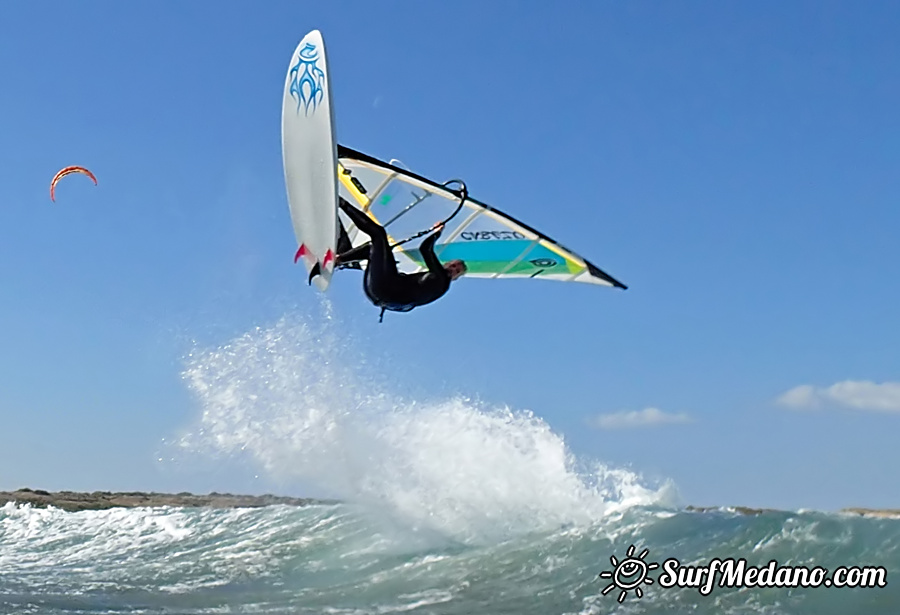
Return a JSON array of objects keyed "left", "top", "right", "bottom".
[
  {"left": 294, "top": 244, "right": 309, "bottom": 263},
  {"left": 322, "top": 249, "right": 335, "bottom": 268}
]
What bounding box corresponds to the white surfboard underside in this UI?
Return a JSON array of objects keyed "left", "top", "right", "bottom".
[{"left": 281, "top": 29, "right": 339, "bottom": 291}]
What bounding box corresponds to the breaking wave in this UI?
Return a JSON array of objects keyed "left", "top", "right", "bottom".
[{"left": 175, "top": 309, "right": 674, "bottom": 543}]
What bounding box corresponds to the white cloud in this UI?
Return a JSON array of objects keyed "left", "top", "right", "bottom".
[
  {"left": 775, "top": 385, "right": 820, "bottom": 409},
  {"left": 776, "top": 380, "right": 900, "bottom": 413},
  {"left": 588, "top": 407, "right": 692, "bottom": 430}
]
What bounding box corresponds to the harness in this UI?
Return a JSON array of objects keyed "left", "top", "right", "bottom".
[
  {"left": 378, "top": 303, "right": 416, "bottom": 323},
  {"left": 364, "top": 283, "right": 417, "bottom": 323}
]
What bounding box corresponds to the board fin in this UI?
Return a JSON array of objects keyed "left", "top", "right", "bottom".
[
  {"left": 294, "top": 243, "right": 309, "bottom": 264},
  {"left": 307, "top": 261, "right": 322, "bottom": 285}
]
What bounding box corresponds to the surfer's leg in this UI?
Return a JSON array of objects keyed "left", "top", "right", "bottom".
[
  {"left": 338, "top": 197, "right": 399, "bottom": 298},
  {"left": 359, "top": 218, "right": 400, "bottom": 304},
  {"left": 364, "top": 237, "right": 400, "bottom": 303},
  {"left": 338, "top": 198, "right": 395, "bottom": 273},
  {"left": 338, "top": 197, "right": 382, "bottom": 236},
  {"left": 365, "top": 226, "right": 397, "bottom": 277},
  {"left": 335, "top": 241, "right": 371, "bottom": 266}
]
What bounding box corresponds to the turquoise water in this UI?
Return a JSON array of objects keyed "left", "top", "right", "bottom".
[{"left": 1, "top": 502, "right": 897, "bottom": 614}]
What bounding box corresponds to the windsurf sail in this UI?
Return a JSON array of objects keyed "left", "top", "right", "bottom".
[{"left": 336, "top": 145, "right": 627, "bottom": 289}]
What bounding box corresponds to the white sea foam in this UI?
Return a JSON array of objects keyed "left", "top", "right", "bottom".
[
  {"left": 0, "top": 501, "right": 349, "bottom": 594},
  {"left": 176, "top": 312, "right": 673, "bottom": 543}
]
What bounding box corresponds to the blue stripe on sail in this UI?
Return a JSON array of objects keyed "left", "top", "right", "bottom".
[{"left": 405, "top": 241, "right": 569, "bottom": 272}]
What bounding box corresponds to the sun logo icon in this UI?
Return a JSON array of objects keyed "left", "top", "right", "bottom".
[{"left": 598, "top": 544, "right": 659, "bottom": 602}]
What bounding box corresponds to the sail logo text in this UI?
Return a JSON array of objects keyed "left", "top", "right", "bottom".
[
  {"left": 598, "top": 546, "right": 887, "bottom": 603},
  {"left": 460, "top": 230, "right": 525, "bottom": 241},
  {"left": 659, "top": 558, "right": 887, "bottom": 595}
]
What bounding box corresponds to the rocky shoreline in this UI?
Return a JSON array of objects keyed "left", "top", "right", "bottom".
[
  {"left": 2, "top": 489, "right": 898, "bottom": 518},
  {"left": 686, "top": 505, "right": 900, "bottom": 519},
  {"left": 839, "top": 508, "right": 900, "bottom": 519},
  {"left": 0, "top": 488, "right": 337, "bottom": 513}
]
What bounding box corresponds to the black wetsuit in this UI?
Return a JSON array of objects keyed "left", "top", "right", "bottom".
[{"left": 337, "top": 198, "right": 451, "bottom": 317}]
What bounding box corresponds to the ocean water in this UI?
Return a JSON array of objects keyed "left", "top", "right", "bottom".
[
  {"left": 2, "top": 502, "right": 898, "bottom": 614},
  {"left": 2, "top": 314, "right": 897, "bottom": 614}
]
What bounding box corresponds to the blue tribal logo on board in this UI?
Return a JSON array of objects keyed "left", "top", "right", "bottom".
[{"left": 289, "top": 43, "right": 326, "bottom": 115}]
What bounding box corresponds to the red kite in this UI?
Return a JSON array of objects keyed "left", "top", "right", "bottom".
[{"left": 50, "top": 166, "right": 98, "bottom": 201}]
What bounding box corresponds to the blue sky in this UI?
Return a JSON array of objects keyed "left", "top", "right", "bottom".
[{"left": 1, "top": 2, "right": 898, "bottom": 512}]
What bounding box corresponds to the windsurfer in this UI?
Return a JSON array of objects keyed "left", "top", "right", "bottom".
[{"left": 335, "top": 197, "right": 467, "bottom": 321}]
